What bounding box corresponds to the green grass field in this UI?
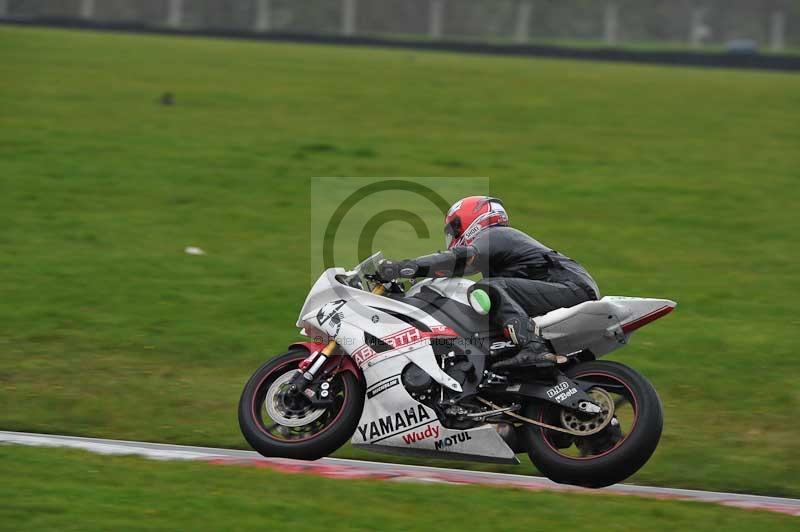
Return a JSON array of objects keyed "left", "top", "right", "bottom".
[
  {"left": 1, "top": 445, "right": 797, "bottom": 532},
  {"left": 1, "top": 26, "right": 799, "bottom": 498}
]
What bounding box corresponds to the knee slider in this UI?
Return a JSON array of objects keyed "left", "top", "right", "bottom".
[{"left": 468, "top": 288, "right": 491, "bottom": 315}]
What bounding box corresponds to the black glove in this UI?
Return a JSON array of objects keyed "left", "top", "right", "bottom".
[{"left": 377, "top": 259, "right": 418, "bottom": 282}]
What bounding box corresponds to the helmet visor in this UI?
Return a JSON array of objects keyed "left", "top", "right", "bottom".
[{"left": 444, "top": 223, "right": 458, "bottom": 249}]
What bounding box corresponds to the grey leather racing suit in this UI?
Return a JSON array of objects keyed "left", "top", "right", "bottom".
[{"left": 384, "top": 226, "right": 600, "bottom": 347}]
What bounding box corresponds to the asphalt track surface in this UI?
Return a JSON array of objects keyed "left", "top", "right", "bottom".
[{"left": 2, "top": 431, "right": 798, "bottom": 517}]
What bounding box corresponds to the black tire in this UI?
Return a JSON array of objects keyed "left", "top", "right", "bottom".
[
  {"left": 523, "top": 360, "right": 663, "bottom": 488},
  {"left": 238, "top": 349, "right": 365, "bottom": 461}
]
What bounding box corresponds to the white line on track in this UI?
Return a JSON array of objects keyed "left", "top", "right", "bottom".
[{"left": 2, "top": 431, "right": 798, "bottom": 516}]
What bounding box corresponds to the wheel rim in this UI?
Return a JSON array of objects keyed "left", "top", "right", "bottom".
[
  {"left": 264, "top": 371, "right": 327, "bottom": 427},
  {"left": 251, "top": 359, "right": 348, "bottom": 442},
  {"left": 539, "top": 371, "right": 639, "bottom": 460},
  {"left": 558, "top": 387, "right": 615, "bottom": 436}
]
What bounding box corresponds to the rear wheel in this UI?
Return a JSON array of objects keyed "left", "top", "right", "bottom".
[
  {"left": 238, "top": 349, "right": 364, "bottom": 460},
  {"left": 523, "top": 360, "right": 662, "bottom": 488}
]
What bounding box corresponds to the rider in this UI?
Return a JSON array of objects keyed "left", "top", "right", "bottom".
[{"left": 377, "top": 196, "right": 600, "bottom": 370}]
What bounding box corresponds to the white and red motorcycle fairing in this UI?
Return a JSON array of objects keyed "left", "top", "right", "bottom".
[{"left": 292, "top": 254, "right": 674, "bottom": 465}]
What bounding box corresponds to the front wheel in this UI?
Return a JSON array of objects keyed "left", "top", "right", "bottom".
[
  {"left": 238, "top": 349, "right": 364, "bottom": 460},
  {"left": 522, "top": 360, "right": 663, "bottom": 488}
]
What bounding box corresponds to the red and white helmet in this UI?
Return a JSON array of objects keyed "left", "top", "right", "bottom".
[{"left": 444, "top": 196, "right": 508, "bottom": 249}]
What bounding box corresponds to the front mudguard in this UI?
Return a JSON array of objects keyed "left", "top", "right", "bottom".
[{"left": 289, "top": 341, "right": 363, "bottom": 382}]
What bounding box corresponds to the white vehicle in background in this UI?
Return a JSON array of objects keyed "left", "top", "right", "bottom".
[{"left": 239, "top": 252, "right": 675, "bottom": 487}]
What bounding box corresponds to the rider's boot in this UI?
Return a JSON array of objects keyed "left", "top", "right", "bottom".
[
  {"left": 492, "top": 318, "right": 566, "bottom": 370},
  {"left": 492, "top": 337, "right": 565, "bottom": 369}
]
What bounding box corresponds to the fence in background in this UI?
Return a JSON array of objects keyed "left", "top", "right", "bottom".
[{"left": 1, "top": 0, "right": 798, "bottom": 51}]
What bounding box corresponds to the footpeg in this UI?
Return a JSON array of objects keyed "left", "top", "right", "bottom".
[{"left": 482, "top": 371, "right": 508, "bottom": 386}]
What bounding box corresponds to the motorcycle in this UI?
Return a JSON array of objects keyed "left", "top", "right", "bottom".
[{"left": 239, "top": 252, "right": 675, "bottom": 487}]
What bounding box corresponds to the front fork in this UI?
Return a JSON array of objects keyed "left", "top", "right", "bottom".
[
  {"left": 289, "top": 283, "right": 385, "bottom": 398},
  {"left": 289, "top": 339, "right": 338, "bottom": 398}
]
